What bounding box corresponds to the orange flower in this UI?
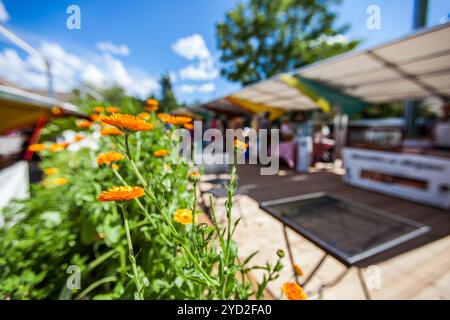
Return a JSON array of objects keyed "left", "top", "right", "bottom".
[
  {"left": 112, "top": 164, "right": 120, "bottom": 170},
  {"left": 54, "top": 177, "right": 69, "bottom": 186},
  {"left": 77, "top": 120, "right": 93, "bottom": 128},
  {"left": 183, "top": 123, "right": 194, "bottom": 130},
  {"left": 188, "top": 171, "right": 201, "bottom": 183},
  {"left": 293, "top": 264, "right": 304, "bottom": 277},
  {"left": 100, "top": 114, "right": 153, "bottom": 131},
  {"left": 43, "top": 167, "right": 59, "bottom": 176},
  {"left": 98, "top": 186, "right": 145, "bottom": 202},
  {"left": 153, "top": 149, "right": 169, "bottom": 157},
  {"left": 49, "top": 143, "right": 67, "bottom": 152},
  {"left": 93, "top": 106, "right": 105, "bottom": 113},
  {"left": 97, "top": 152, "right": 125, "bottom": 166},
  {"left": 90, "top": 113, "right": 100, "bottom": 122},
  {"left": 138, "top": 112, "right": 150, "bottom": 120},
  {"left": 146, "top": 98, "right": 158, "bottom": 107},
  {"left": 106, "top": 106, "right": 121, "bottom": 113},
  {"left": 52, "top": 107, "right": 62, "bottom": 116},
  {"left": 74, "top": 134, "right": 84, "bottom": 142},
  {"left": 145, "top": 99, "right": 159, "bottom": 112},
  {"left": 100, "top": 127, "right": 124, "bottom": 136},
  {"left": 234, "top": 139, "right": 248, "bottom": 151},
  {"left": 157, "top": 113, "right": 192, "bottom": 125},
  {"left": 28, "top": 144, "right": 47, "bottom": 152},
  {"left": 282, "top": 283, "right": 307, "bottom": 300},
  {"left": 174, "top": 209, "right": 193, "bottom": 224}
]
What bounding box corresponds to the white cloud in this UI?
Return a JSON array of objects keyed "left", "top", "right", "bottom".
[
  {"left": 179, "top": 82, "right": 215, "bottom": 94},
  {"left": 172, "top": 34, "right": 210, "bottom": 60},
  {"left": 0, "top": 0, "right": 9, "bottom": 23},
  {"left": 0, "top": 41, "right": 159, "bottom": 99},
  {"left": 179, "top": 58, "right": 219, "bottom": 81},
  {"left": 96, "top": 41, "right": 130, "bottom": 56}
]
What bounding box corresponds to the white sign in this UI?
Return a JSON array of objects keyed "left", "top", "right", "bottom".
[{"left": 342, "top": 147, "right": 450, "bottom": 209}]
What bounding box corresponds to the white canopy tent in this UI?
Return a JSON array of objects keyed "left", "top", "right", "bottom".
[{"left": 205, "top": 22, "right": 450, "bottom": 114}]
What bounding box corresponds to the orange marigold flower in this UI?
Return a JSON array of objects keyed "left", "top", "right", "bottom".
[
  {"left": 112, "top": 164, "right": 120, "bottom": 170},
  {"left": 157, "top": 113, "right": 192, "bottom": 125},
  {"left": 97, "top": 151, "right": 125, "bottom": 166},
  {"left": 90, "top": 113, "right": 101, "bottom": 121},
  {"left": 183, "top": 123, "right": 194, "bottom": 130},
  {"left": 146, "top": 98, "right": 159, "bottom": 107},
  {"left": 52, "top": 107, "right": 62, "bottom": 116},
  {"left": 174, "top": 209, "right": 193, "bottom": 224},
  {"left": 28, "top": 144, "right": 47, "bottom": 152},
  {"left": 74, "top": 134, "right": 84, "bottom": 142},
  {"left": 138, "top": 112, "right": 150, "bottom": 120},
  {"left": 54, "top": 177, "right": 69, "bottom": 186},
  {"left": 77, "top": 120, "right": 93, "bottom": 128},
  {"left": 98, "top": 186, "right": 145, "bottom": 202},
  {"left": 153, "top": 149, "right": 169, "bottom": 158},
  {"left": 100, "top": 114, "right": 153, "bottom": 131},
  {"left": 49, "top": 143, "right": 67, "bottom": 152},
  {"left": 106, "top": 106, "right": 121, "bottom": 113},
  {"left": 43, "top": 167, "right": 59, "bottom": 176},
  {"left": 100, "top": 127, "right": 124, "bottom": 136},
  {"left": 93, "top": 106, "right": 105, "bottom": 113},
  {"left": 293, "top": 264, "right": 304, "bottom": 277},
  {"left": 145, "top": 105, "right": 158, "bottom": 112},
  {"left": 282, "top": 283, "right": 307, "bottom": 300},
  {"left": 234, "top": 139, "right": 248, "bottom": 151}
]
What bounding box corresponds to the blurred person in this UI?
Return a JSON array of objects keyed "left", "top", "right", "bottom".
[{"left": 433, "top": 103, "right": 450, "bottom": 150}]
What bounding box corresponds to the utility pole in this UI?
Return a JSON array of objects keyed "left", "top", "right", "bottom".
[{"left": 405, "top": 0, "right": 428, "bottom": 137}]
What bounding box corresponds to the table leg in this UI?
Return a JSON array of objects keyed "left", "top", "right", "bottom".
[
  {"left": 282, "top": 224, "right": 300, "bottom": 285},
  {"left": 301, "top": 253, "right": 327, "bottom": 287},
  {"left": 318, "top": 268, "right": 349, "bottom": 300},
  {"left": 357, "top": 268, "right": 372, "bottom": 300}
]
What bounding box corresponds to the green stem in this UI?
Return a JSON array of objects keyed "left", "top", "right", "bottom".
[
  {"left": 75, "top": 276, "right": 117, "bottom": 300},
  {"left": 120, "top": 205, "right": 144, "bottom": 300}
]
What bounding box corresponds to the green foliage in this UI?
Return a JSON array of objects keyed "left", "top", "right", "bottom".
[
  {"left": 158, "top": 74, "right": 179, "bottom": 113},
  {"left": 0, "top": 100, "right": 281, "bottom": 300},
  {"left": 352, "top": 102, "right": 404, "bottom": 119},
  {"left": 216, "top": 0, "right": 360, "bottom": 85}
]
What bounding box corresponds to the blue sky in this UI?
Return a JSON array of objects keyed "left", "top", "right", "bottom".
[{"left": 0, "top": 0, "right": 449, "bottom": 104}]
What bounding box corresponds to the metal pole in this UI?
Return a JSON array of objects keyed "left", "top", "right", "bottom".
[
  {"left": 45, "top": 59, "right": 55, "bottom": 99},
  {"left": 405, "top": 0, "right": 429, "bottom": 138}
]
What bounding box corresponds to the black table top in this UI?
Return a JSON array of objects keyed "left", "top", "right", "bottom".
[{"left": 260, "top": 192, "right": 431, "bottom": 267}]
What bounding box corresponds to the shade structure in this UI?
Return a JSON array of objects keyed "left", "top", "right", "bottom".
[
  {"left": 203, "top": 22, "right": 450, "bottom": 116},
  {"left": 0, "top": 84, "right": 83, "bottom": 134},
  {"left": 296, "top": 22, "right": 450, "bottom": 103}
]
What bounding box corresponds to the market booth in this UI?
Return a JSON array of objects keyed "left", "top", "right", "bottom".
[
  {"left": 202, "top": 22, "right": 450, "bottom": 209},
  {"left": 0, "top": 84, "right": 83, "bottom": 210}
]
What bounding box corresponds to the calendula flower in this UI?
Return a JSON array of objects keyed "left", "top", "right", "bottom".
[
  {"left": 106, "top": 106, "right": 121, "bottom": 113},
  {"left": 153, "top": 149, "right": 169, "bottom": 157},
  {"left": 54, "top": 177, "right": 69, "bottom": 186},
  {"left": 49, "top": 143, "right": 67, "bottom": 152},
  {"left": 157, "top": 113, "right": 192, "bottom": 125},
  {"left": 174, "top": 209, "right": 193, "bottom": 224},
  {"left": 100, "top": 114, "right": 153, "bottom": 131},
  {"left": 112, "top": 164, "right": 120, "bottom": 170},
  {"left": 100, "top": 127, "right": 124, "bottom": 136},
  {"left": 28, "top": 144, "right": 47, "bottom": 152},
  {"left": 138, "top": 112, "right": 150, "bottom": 120},
  {"left": 97, "top": 152, "right": 125, "bottom": 166},
  {"left": 188, "top": 171, "right": 201, "bottom": 183},
  {"left": 90, "top": 113, "right": 100, "bottom": 122},
  {"left": 52, "top": 107, "right": 62, "bottom": 116},
  {"left": 93, "top": 106, "right": 105, "bottom": 113},
  {"left": 98, "top": 186, "right": 145, "bottom": 202},
  {"left": 74, "top": 134, "right": 84, "bottom": 142},
  {"left": 43, "top": 167, "right": 59, "bottom": 176},
  {"left": 183, "top": 123, "right": 194, "bottom": 130},
  {"left": 293, "top": 264, "right": 304, "bottom": 277},
  {"left": 77, "top": 120, "right": 93, "bottom": 128},
  {"left": 145, "top": 99, "right": 159, "bottom": 112},
  {"left": 282, "top": 283, "right": 307, "bottom": 300},
  {"left": 234, "top": 139, "right": 248, "bottom": 151}
]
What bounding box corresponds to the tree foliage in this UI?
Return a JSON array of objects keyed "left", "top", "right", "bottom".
[
  {"left": 158, "top": 74, "right": 179, "bottom": 113},
  {"left": 216, "top": 0, "right": 360, "bottom": 85}
]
